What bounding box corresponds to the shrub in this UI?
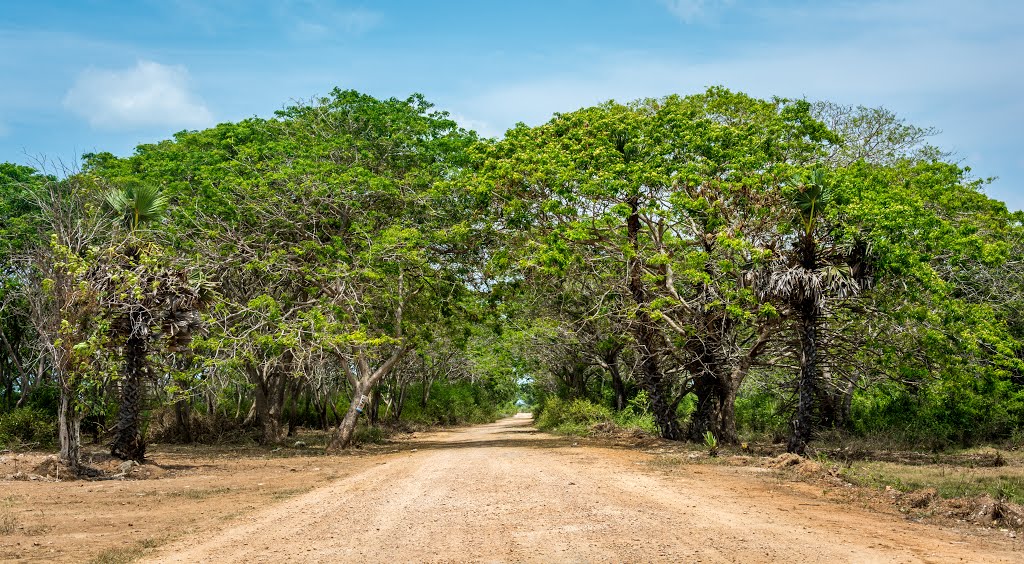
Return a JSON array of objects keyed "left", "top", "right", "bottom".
[
  {"left": 535, "top": 397, "right": 612, "bottom": 434},
  {"left": 353, "top": 425, "right": 388, "bottom": 445},
  {"left": 612, "top": 390, "right": 658, "bottom": 434},
  {"left": 0, "top": 408, "right": 56, "bottom": 449},
  {"left": 735, "top": 390, "right": 788, "bottom": 441}
]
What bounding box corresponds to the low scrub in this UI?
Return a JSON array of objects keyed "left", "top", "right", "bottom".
[
  {"left": 536, "top": 397, "right": 612, "bottom": 434},
  {"left": 536, "top": 395, "right": 658, "bottom": 436},
  {"left": 840, "top": 451, "right": 1024, "bottom": 506},
  {"left": 0, "top": 407, "right": 56, "bottom": 449}
]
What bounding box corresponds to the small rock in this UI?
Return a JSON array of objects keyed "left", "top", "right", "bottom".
[
  {"left": 293, "top": 441, "right": 307, "bottom": 448},
  {"left": 118, "top": 460, "right": 137, "bottom": 474}
]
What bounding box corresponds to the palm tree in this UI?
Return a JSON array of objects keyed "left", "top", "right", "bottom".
[
  {"left": 104, "top": 183, "right": 168, "bottom": 235},
  {"left": 762, "top": 169, "right": 870, "bottom": 455},
  {"left": 102, "top": 184, "right": 209, "bottom": 461}
]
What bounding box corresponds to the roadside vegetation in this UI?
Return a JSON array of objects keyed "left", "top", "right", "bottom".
[{"left": 0, "top": 86, "right": 1021, "bottom": 480}]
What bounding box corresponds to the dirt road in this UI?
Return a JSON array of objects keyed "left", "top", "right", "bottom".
[{"left": 143, "top": 414, "right": 1020, "bottom": 563}]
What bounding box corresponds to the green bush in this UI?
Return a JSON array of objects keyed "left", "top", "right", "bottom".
[
  {"left": 676, "top": 393, "right": 697, "bottom": 424},
  {"left": 0, "top": 408, "right": 56, "bottom": 449},
  {"left": 397, "top": 380, "right": 510, "bottom": 426},
  {"left": 353, "top": 425, "right": 388, "bottom": 445},
  {"left": 535, "top": 397, "right": 612, "bottom": 434},
  {"left": 21, "top": 385, "right": 59, "bottom": 413},
  {"left": 735, "top": 391, "right": 788, "bottom": 441},
  {"left": 850, "top": 373, "right": 1024, "bottom": 450},
  {"left": 612, "top": 390, "right": 658, "bottom": 434}
]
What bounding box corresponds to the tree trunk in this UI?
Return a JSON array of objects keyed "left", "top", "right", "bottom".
[
  {"left": 367, "top": 385, "right": 382, "bottom": 426},
  {"left": 111, "top": 334, "right": 148, "bottom": 462},
  {"left": 248, "top": 361, "right": 289, "bottom": 444},
  {"left": 58, "top": 384, "right": 81, "bottom": 472},
  {"left": 174, "top": 399, "right": 193, "bottom": 443},
  {"left": 720, "top": 383, "right": 739, "bottom": 444},
  {"left": 788, "top": 295, "right": 818, "bottom": 455},
  {"left": 331, "top": 384, "right": 367, "bottom": 450},
  {"left": 688, "top": 373, "right": 724, "bottom": 441},
  {"left": 286, "top": 378, "right": 303, "bottom": 437},
  {"left": 313, "top": 395, "right": 329, "bottom": 429},
  {"left": 421, "top": 374, "right": 433, "bottom": 408},
  {"left": 816, "top": 365, "right": 855, "bottom": 429},
  {"left": 607, "top": 356, "right": 627, "bottom": 412},
  {"left": 626, "top": 199, "right": 683, "bottom": 440},
  {"left": 645, "top": 374, "right": 684, "bottom": 440},
  {"left": 0, "top": 328, "right": 27, "bottom": 409},
  {"left": 2, "top": 364, "right": 11, "bottom": 410},
  {"left": 392, "top": 380, "right": 409, "bottom": 422},
  {"left": 328, "top": 345, "right": 408, "bottom": 450}
]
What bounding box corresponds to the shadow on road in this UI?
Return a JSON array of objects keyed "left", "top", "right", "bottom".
[
  {"left": 399, "top": 418, "right": 582, "bottom": 452},
  {"left": 405, "top": 437, "right": 576, "bottom": 451}
]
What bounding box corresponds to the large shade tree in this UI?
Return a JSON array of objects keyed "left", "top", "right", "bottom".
[
  {"left": 482, "top": 88, "right": 836, "bottom": 441},
  {"left": 86, "top": 89, "right": 483, "bottom": 448}
]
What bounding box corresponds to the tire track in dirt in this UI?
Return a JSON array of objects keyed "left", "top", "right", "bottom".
[{"left": 144, "top": 414, "right": 1022, "bottom": 563}]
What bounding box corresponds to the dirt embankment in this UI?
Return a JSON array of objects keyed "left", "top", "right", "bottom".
[{"left": 2, "top": 415, "right": 1022, "bottom": 562}]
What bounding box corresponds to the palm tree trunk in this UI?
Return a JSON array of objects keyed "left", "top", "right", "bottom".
[
  {"left": 788, "top": 295, "right": 818, "bottom": 455},
  {"left": 111, "top": 333, "right": 147, "bottom": 461}
]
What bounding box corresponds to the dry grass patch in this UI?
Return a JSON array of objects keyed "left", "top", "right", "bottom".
[
  {"left": 840, "top": 450, "right": 1024, "bottom": 505},
  {"left": 0, "top": 512, "right": 19, "bottom": 535}
]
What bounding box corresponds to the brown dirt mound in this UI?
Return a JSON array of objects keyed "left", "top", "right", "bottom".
[
  {"left": 942, "top": 495, "right": 1024, "bottom": 530},
  {"left": 770, "top": 453, "right": 823, "bottom": 475},
  {"left": 899, "top": 487, "right": 938, "bottom": 509}
]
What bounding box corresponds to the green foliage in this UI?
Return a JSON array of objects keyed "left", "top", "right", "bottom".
[
  {"left": 21, "top": 385, "right": 60, "bottom": 414},
  {"left": 612, "top": 391, "right": 658, "bottom": 434},
  {"left": 7, "top": 86, "right": 1021, "bottom": 458},
  {"left": 103, "top": 183, "right": 169, "bottom": 232},
  {"left": 535, "top": 397, "right": 613, "bottom": 435},
  {"left": 851, "top": 374, "right": 1024, "bottom": 450},
  {"left": 0, "top": 408, "right": 56, "bottom": 449},
  {"left": 0, "top": 162, "right": 48, "bottom": 258},
  {"left": 841, "top": 458, "right": 1024, "bottom": 506},
  {"left": 703, "top": 431, "right": 719, "bottom": 456},
  {"left": 353, "top": 425, "right": 388, "bottom": 445},
  {"left": 401, "top": 380, "right": 508, "bottom": 426},
  {"left": 734, "top": 389, "right": 789, "bottom": 441}
]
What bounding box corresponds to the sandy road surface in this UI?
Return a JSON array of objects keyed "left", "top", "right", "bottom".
[{"left": 145, "top": 414, "right": 1020, "bottom": 563}]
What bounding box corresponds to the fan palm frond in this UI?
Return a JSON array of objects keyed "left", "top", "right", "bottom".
[
  {"left": 790, "top": 167, "right": 832, "bottom": 236},
  {"left": 104, "top": 184, "right": 169, "bottom": 232}
]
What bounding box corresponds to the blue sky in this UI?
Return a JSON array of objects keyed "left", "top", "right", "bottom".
[{"left": 2, "top": 0, "right": 1022, "bottom": 210}]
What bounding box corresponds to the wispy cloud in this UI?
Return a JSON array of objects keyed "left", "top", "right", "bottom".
[
  {"left": 63, "top": 60, "right": 213, "bottom": 130},
  {"left": 658, "top": 0, "right": 731, "bottom": 23},
  {"left": 444, "top": 111, "right": 500, "bottom": 139},
  {"left": 284, "top": 2, "right": 383, "bottom": 40},
  {"left": 455, "top": 1, "right": 1024, "bottom": 210}
]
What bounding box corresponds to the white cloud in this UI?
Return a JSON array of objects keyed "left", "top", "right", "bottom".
[
  {"left": 63, "top": 60, "right": 213, "bottom": 130},
  {"left": 444, "top": 111, "right": 500, "bottom": 139},
  {"left": 454, "top": 2, "right": 1024, "bottom": 210}
]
